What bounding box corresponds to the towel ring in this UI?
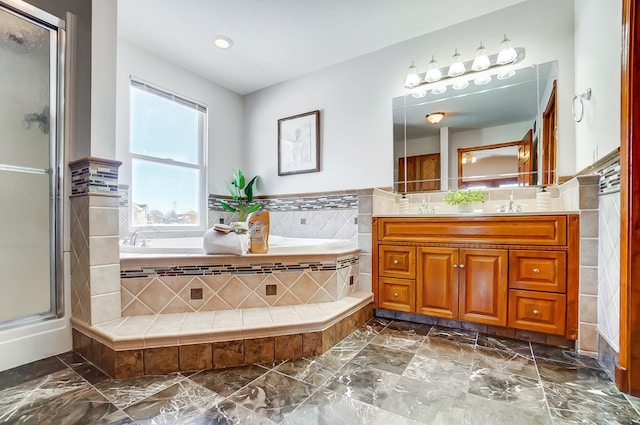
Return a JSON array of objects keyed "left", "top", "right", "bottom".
[{"left": 572, "top": 88, "right": 592, "bottom": 122}]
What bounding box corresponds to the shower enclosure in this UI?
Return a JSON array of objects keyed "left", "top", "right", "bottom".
[{"left": 0, "top": 0, "right": 64, "bottom": 329}]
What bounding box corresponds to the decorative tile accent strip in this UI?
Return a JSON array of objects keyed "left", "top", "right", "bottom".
[
  {"left": 599, "top": 159, "right": 621, "bottom": 194},
  {"left": 68, "top": 157, "right": 122, "bottom": 196},
  {"left": 121, "top": 255, "right": 359, "bottom": 279},
  {"left": 208, "top": 193, "right": 358, "bottom": 212}
]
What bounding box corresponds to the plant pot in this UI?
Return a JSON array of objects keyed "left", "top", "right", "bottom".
[{"left": 458, "top": 203, "right": 474, "bottom": 214}]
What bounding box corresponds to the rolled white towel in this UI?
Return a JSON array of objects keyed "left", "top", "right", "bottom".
[{"left": 202, "top": 227, "right": 248, "bottom": 255}]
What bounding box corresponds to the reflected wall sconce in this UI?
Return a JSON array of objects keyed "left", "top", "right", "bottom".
[
  {"left": 426, "top": 112, "right": 445, "bottom": 124},
  {"left": 403, "top": 35, "right": 525, "bottom": 92}
]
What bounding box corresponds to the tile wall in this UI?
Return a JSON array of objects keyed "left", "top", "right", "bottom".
[
  {"left": 69, "top": 158, "right": 122, "bottom": 325},
  {"left": 119, "top": 255, "right": 360, "bottom": 316}
]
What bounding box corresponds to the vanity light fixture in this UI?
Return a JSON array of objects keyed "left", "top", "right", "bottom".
[
  {"left": 214, "top": 35, "right": 234, "bottom": 49},
  {"left": 448, "top": 49, "right": 466, "bottom": 77},
  {"left": 426, "top": 112, "right": 445, "bottom": 124},
  {"left": 402, "top": 35, "right": 524, "bottom": 90}
]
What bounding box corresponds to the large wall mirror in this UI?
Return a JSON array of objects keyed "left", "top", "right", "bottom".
[{"left": 393, "top": 61, "right": 558, "bottom": 193}]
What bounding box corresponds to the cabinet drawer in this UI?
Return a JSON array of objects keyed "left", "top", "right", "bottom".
[
  {"left": 508, "top": 290, "right": 566, "bottom": 335},
  {"left": 379, "top": 245, "right": 415, "bottom": 279},
  {"left": 378, "top": 277, "right": 415, "bottom": 312},
  {"left": 509, "top": 250, "right": 566, "bottom": 292}
]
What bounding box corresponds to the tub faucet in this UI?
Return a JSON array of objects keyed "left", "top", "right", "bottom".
[{"left": 124, "top": 226, "right": 161, "bottom": 246}]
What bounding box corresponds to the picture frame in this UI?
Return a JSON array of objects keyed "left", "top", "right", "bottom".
[{"left": 278, "top": 110, "right": 320, "bottom": 176}]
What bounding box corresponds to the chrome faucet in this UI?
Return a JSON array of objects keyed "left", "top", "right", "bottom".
[{"left": 123, "top": 226, "right": 161, "bottom": 246}]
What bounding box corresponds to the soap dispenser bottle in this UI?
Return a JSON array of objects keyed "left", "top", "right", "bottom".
[{"left": 536, "top": 186, "right": 551, "bottom": 212}]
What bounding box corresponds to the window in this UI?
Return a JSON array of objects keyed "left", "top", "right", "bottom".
[{"left": 129, "top": 79, "right": 207, "bottom": 229}]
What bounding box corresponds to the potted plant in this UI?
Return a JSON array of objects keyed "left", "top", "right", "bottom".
[
  {"left": 219, "top": 169, "right": 261, "bottom": 226},
  {"left": 444, "top": 189, "right": 487, "bottom": 213}
]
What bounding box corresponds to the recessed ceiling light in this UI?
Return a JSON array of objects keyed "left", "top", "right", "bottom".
[{"left": 214, "top": 35, "right": 233, "bottom": 49}]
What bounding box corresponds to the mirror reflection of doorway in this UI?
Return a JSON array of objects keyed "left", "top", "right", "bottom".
[
  {"left": 398, "top": 153, "right": 441, "bottom": 192},
  {"left": 541, "top": 81, "right": 558, "bottom": 185}
]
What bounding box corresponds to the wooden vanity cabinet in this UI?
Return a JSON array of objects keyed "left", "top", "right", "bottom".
[{"left": 373, "top": 214, "right": 579, "bottom": 339}]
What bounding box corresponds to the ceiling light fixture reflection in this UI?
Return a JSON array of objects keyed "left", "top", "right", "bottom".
[
  {"left": 431, "top": 86, "right": 447, "bottom": 95},
  {"left": 426, "top": 112, "right": 445, "bottom": 124},
  {"left": 214, "top": 35, "right": 234, "bottom": 49}
]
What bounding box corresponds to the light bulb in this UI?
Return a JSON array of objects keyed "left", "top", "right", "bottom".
[
  {"left": 431, "top": 86, "right": 447, "bottom": 95},
  {"left": 497, "top": 70, "right": 516, "bottom": 80},
  {"left": 497, "top": 34, "right": 517, "bottom": 65},
  {"left": 425, "top": 56, "right": 442, "bottom": 83},
  {"left": 471, "top": 42, "right": 490, "bottom": 71},
  {"left": 452, "top": 80, "right": 469, "bottom": 90},
  {"left": 474, "top": 75, "right": 492, "bottom": 86},
  {"left": 448, "top": 49, "right": 466, "bottom": 77},
  {"left": 404, "top": 61, "right": 420, "bottom": 88}
]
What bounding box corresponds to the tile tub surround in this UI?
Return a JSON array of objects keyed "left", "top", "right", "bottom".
[
  {"left": 70, "top": 294, "right": 373, "bottom": 378},
  {"left": 120, "top": 251, "right": 360, "bottom": 316},
  {"left": 4, "top": 319, "right": 639, "bottom": 424}
]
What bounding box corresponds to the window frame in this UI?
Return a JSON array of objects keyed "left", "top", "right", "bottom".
[{"left": 128, "top": 78, "right": 208, "bottom": 232}]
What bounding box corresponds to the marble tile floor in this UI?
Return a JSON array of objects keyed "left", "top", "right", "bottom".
[{"left": 1, "top": 318, "right": 639, "bottom": 424}]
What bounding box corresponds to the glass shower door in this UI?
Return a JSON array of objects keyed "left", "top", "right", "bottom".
[{"left": 0, "top": 3, "right": 63, "bottom": 327}]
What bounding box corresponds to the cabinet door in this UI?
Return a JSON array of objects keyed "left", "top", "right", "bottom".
[
  {"left": 458, "top": 249, "right": 508, "bottom": 326},
  {"left": 417, "top": 247, "right": 458, "bottom": 319}
]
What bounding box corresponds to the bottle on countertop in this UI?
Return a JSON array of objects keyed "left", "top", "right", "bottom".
[
  {"left": 247, "top": 210, "right": 270, "bottom": 253},
  {"left": 536, "top": 186, "right": 551, "bottom": 212}
]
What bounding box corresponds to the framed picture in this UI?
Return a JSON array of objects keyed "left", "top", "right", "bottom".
[{"left": 278, "top": 110, "right": 320, "bottom": 176}]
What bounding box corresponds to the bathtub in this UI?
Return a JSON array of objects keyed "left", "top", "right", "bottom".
[{"left": 119, "top": 234, "right": 357, "bottom": 255}]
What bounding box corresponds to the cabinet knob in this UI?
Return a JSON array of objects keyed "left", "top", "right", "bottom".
[
  {"left": 533, "top": 268, "right": 540, "bottom": 274},
  {"left": 459, "top": 264, "right": 465, "bottom": 269},
  {"left": 453, "top": 264, "right": 458, "bottom": 268},
  {"left": 394, "top": 292, "right": 399, "bottom": 297},
  {"left": 532, "top": 309, "right": 540, "bottom": 315},
  {"left": 393, "top": 259, "right": 399, "bottom": 264}
]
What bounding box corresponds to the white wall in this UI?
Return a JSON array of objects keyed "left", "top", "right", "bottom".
[
  {"left": 573, "top": 0, "right": 623, "bottom": 351},
  {"left": 115, "top": 40, "right": 244, "bottom": 195},
  {"left": 574, "top": 0, "right": 622, "bottom": 170},
  {"left": 243, "top": 0, "right": 575, "bottom": 195}
]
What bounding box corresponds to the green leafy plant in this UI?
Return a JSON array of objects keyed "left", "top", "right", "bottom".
[
  {"left": 443, "top": 189, "right": 487, "bottom": 206},
  {"left": 219, "top": 169, "right": 261, "bottom": 222}
]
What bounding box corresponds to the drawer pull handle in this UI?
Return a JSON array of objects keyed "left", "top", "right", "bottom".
[
  {"left": 394, "top": 292, "right": 399, "bottom": 297},
  {"left": 393, "top": 259, "right": 399, "bottom": 264},
  {"left": 533, "top": 268, "right": 540, "bottom": 274},
  {"left": 532, "top": 309, "right": 540, "bottom": 315},
  {"left": 459, "top": 264, "right": 465, "bottom": 269},
  {"left": 453, "top": 264, "right": 458, "bottom": 268}
]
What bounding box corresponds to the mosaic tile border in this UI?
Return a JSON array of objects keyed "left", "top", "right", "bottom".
[
  {"left": 208, "top": 193, "right": 358, "bottom": 212},
  {"left": 69, "top": 158, "right": 122, "bottom": 196},
  {"left": 121, "top": 255, "right": 359, "bottom": 279},
  {"left": 599, "top": 159, "right": 621, "bottom": 194}
]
